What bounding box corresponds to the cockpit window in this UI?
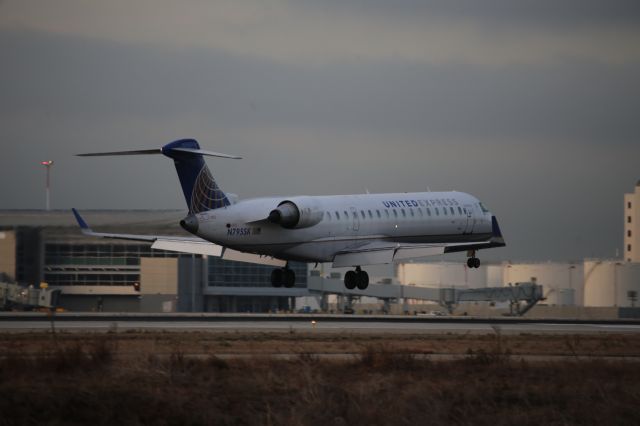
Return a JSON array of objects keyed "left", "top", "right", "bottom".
[{"left": 479, "top": 202, "right": 490, "bottom": 213}]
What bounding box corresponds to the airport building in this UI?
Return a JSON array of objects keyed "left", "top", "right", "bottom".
[
  {"left": 625, "top": 181, "right": 640, "bottom": 263},
  {"left": 0, "top": 210, "right": 307, "bottom": 312},
  {"left": 2, "top": 180, "right": 640, "bottom": 313}
]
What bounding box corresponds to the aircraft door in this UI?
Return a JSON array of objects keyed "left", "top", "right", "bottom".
[
  {"left": 463, "top": 204, "right": 475, "bottom": 234},
  {"left": 350, "top": 206, "right": 360, "bottom": 232}
]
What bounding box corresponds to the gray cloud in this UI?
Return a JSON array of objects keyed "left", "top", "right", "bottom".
[{"left": 0, "top": 2, "right": 638, "bottom": 263}]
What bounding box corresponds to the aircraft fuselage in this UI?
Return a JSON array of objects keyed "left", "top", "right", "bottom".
[{"left": 192, "top": 191, "right": 493, "bottom": 263}]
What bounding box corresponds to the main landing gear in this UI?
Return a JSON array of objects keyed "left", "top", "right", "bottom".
[
  {"left": 271, "top": 267, "right": 295, "bottom": 288},
  {"left": 344, "top": 266, "right": 369, "bottom": 290},
  {"left": 467, "top": 250, "right": 481, "bottom": 269}
]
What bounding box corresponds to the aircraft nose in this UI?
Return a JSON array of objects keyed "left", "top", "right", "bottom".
[{"left": 180, "top": 214, "right": 199, "bottom": 234}]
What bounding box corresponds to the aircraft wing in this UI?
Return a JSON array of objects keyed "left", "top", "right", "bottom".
[
  {"left": 332, "top": 241, "right": 487, "bottom": 267},
  {"left": 332, "top": 217, "right": 506, "bottom": 267},
  {"left": 71, "top": 209, "right": 286, "bottom": 266}
]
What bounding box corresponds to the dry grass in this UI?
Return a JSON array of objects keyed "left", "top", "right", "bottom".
[{"left": 1, "top": 332, "right": 640, "bottom": 425}]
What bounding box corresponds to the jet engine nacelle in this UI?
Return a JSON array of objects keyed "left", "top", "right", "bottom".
[{"left": 268, "top": 198, "right": 323, "bottom": 229}]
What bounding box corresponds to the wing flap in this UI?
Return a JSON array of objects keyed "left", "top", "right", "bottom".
[
  {"left": 152, "top": 240, "right": 223, "bottom": 257},
  {"left": 222, "top": 249, "right": 287, "bottom": 267}
]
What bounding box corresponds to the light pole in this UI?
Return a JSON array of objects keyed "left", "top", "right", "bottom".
[{"left": 41, "top": 160, "right": 54, "bottom": 211}]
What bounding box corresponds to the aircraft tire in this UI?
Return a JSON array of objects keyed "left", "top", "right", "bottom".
[
  {"left": 271, "top": 269, "right": 284, "bottom": 287},
  {"left": 284, "top": 269, "right": 296, "bottom": 288},
  {"left": 467, "top": 258, "right": 474, "bottom": 268},
  {"left": 473, "top": 258, "right": 481, "bottom": 268},
  {"left": 356, "top": 271, "right": 369, "bottom": 290},
  {"left": 344, "top": 270, "right": 357, "bottom": 290}
]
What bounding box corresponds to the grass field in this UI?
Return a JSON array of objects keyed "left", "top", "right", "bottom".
[{"left": 2, "top": 331, "right": 640, "bottom": 425}]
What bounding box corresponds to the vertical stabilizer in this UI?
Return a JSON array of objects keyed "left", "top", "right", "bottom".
[{"left": 161, "top": 139, "right": 230, "bottom": 213}]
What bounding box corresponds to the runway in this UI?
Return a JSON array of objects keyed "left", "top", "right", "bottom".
[{"left": 2, "top": 318, "right": 640, "bottom": 334}]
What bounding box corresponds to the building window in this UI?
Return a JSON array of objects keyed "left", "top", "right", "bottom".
[
  {"left": 629, "top": 216, "right": 632, "bottom": 224},
  {"left": 629, "top": 230, "right": 632, "bottom": 238},
  {"left": 629, "top": 202, "right": 632, "bottom": 209},
  {"left": 628, "top": 244, "right": 632, "bottom": 252}
]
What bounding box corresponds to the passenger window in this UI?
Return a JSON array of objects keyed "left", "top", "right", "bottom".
[
  {"left": 443, "top": 208, "right": 447, "bottom": 216},
  {"left": 401, "top": 209, "right": 406, "bottom": 217},
  {"left": 360, "top": 210, "right": 365, "bottom": 219},
  {"left": 435, "top": 208, "right": 439, "bottom": 216},
  {"left": 325, "top": 211, "right": 330, "bottom": 221},
  {"left": 352, "top": 211, "right": 357, "bottom": 218},
  {"left": 385, "top": 210, "right": 390, "bottom": 218},
  {"left": 344, "top": 211, "right": 348, "bottom": 218},
  {"left": 410, "top": 208, "right": 415, "bottom": 217},
  {"left": 335, "top": 212, "right": 340, "bottom": 220},
  {"left": 368, "top": 210, "right": 373, "bottom": 218},
  {"left": 458, "top": 207, "right": 463, "bottom": 215},
  {"left": 393, "top": 209, "right": 398, "bottom": 218},
  {"left": 376, "top": 210, "right": 381, "bottom": 218},
  {"left": 427, "top": 208, "right": 431, "bottom": 216},
  {"left": 450, "top": 207, "right": 455, "bottom": 215},
  {"left": 418, "top": 208, "right": 423, "bottom": 217}
]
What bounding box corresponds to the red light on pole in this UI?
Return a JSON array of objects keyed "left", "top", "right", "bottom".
[{"left": 41, "top": 160, "right": 54, "bottom": 211}]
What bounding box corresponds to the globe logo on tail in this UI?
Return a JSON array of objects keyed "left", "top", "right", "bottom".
[{"left": 189, "top": 165, "right": 229, "bottom": 213}]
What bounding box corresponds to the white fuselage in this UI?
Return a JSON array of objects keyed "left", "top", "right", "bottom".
[{"left": 192, "top": 191, "right": 493, "bottom": 263}]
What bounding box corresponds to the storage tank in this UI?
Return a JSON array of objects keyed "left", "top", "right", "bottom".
[
  {"left": 397, "top": 262, "right": 487, "bottom": 289},
  {"left": 584, "top": 260, "right": 640, "bottom": 307},
  {"left": 502, "top": 262, "right": 583, "bottom": 306}
]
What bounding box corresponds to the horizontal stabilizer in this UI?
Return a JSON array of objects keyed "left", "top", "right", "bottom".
[
  {"left": 77, "top": 149, "right": 162, "bottom": 156},
  {"left": 77, "top": 146, "right": 242, "bottom": 159},
  {"left": 170, "top": 147, "right": 242, "bottom": 159}
]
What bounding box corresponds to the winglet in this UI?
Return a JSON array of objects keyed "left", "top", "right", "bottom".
[{"left": 71, "top": 208, "right": 91, "bottom": 231}]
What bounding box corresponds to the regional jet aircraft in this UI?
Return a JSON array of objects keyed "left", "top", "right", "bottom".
[{"left": 72, "top": 139, "right": 505, "bottom": 290}]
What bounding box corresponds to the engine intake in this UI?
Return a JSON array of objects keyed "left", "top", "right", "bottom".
[
  {"left": 268, "top": 199, "right": 322, "bottom": 229},
  {"left": 268, "top": 202, "right": 300, "bottom": 228}
]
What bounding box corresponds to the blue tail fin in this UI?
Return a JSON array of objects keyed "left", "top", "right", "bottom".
[{"left": 162, "top": 139, "right": 230, "bottom": 213}]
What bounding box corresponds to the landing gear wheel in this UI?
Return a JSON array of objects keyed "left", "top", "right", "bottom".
[
  {"left": 271, "top": 269, "right": 283, "bottom": 287},
  {"left": 284, "top": 269, "right": 296, "bottom": 288},
  {"left": 356, "top": 271, "right": 369, "bottom": 290},
  {"left": 467, "top": 257, "right": 481, "bottom": 268},
  {"left": 344, "top": 270, "right": 357, "bottom": 290}
]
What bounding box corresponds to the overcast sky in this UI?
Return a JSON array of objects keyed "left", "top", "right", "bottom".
[{"left": 1, "top": 0, "right": 639, "bottom": 262}]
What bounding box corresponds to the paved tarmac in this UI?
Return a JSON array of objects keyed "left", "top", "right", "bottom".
[{"left": 2, "top": 319, "right": 640, "bottom": 334}]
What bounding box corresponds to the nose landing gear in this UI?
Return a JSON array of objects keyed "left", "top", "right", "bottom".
[
  {"left": 344, "top": 266, "right": 369, "bottom": 290},
  {"left": 271, "top": 267, "right": 295, "bottom": 288}
]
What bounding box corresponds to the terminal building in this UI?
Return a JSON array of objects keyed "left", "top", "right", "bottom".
[
  {"left": 1, "top": 181, "right": 640, "bottom": 314},
  {"left": 0, "top": 210, "right": 307, "bottom": 312}
]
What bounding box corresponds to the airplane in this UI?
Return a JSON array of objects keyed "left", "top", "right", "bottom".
[{"left": 72, "top": 138, "right": 505, "bottom": 290}]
